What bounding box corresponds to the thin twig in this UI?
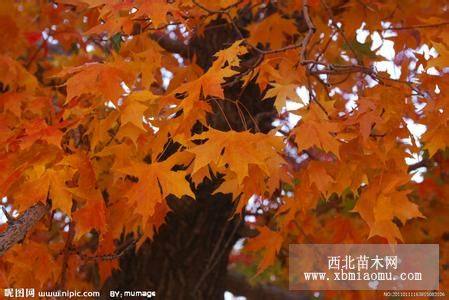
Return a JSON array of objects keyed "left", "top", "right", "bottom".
[
  {"left": 300, "top": 0, "right": 316, "bottom": 64},
  {"left": 210, "top": 97, "right": 234, "bottom": 130},
  {"left": 192, "top": 0, "right": 306, "bottom": 56},
  {"left": 194, "top": 218, "right": 242, "bottom": 293},
  {"left": 192, "top": 0, "right": 241, "bottom": 14},
  {"left": 384, "top": 21, "right": 449, "bottom": 31},
  {"left": 320, "top": 0, "right": 361, "bottom": 64},
  {"left": 1, "top": 206, "right": 14, "bottom": 224},
  {"left": 25, "top": 37, "right": 47, "bottom": 68},
  {"left": 58, "top": 221, "right": 75, "bottom": 289},
  {"left": 72, "top": 234, "right": 142, "bottom": 261}
]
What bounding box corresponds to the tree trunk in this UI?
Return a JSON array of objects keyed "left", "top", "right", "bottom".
[
  {"left": 103, "top": 17, "right": 277, "bottom": 299},
  {"left": 102, "top": 179, "right": 242, "bottom": 299}
]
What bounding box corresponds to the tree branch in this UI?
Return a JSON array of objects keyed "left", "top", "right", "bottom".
[
  {"left": 0, "top": 202, "right": 49, "bottom": 256},
  {"left": 408, "top": 159, "right": 431, "bottom": 173},
  {"left": 300, "top": 0, "right": 316, "bottom": 64},
  {"left": 58, "top": 219, "right": 75, "bottom": 289},
  {"left": 150, "top": 31, "right": 190, "bottom": 57},
  {"left": 384, "top": 21, "right": 449, "bottom": 31},
  {"left": 71, "top": 234, "right": 142, "bottom": 261}
]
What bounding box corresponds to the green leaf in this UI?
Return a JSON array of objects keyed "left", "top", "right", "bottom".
[
  {"left": 111, "top": 33, "right": 123, "bottom": 52},
  {"left": 343, "top": 37, "right": 378, "bottom": 59}
]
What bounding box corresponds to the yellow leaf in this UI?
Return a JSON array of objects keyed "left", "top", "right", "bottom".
[
  {"left": 120, "top": 96, "right": 148, "bottom": 130},
  {"left": 264, "top": 83, "right": 303, "bottom": 112}
]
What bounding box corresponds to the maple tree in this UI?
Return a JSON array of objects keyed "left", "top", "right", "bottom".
[{"left": 0, "top": 0, "right": 449, "bottom": 298}]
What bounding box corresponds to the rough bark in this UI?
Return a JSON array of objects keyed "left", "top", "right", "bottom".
[
  {"left": 103, "top": 179, "right": 242, "bottom": 299},
  {"left": 0, "top": 202, "right": 48, "bottom": 256}
]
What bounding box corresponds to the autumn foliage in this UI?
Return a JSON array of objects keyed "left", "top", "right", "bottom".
[{"left": 0, "top": 0, "right": 448, "bottom": 297}]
